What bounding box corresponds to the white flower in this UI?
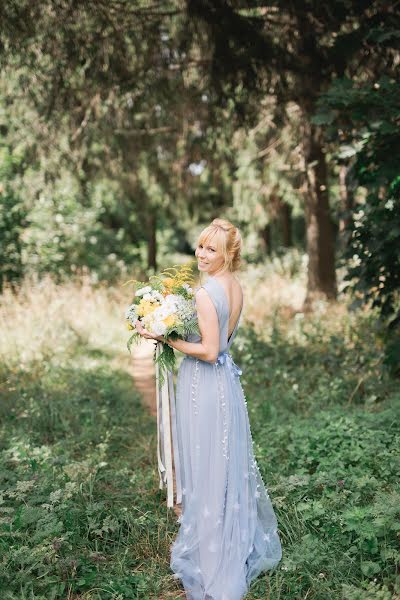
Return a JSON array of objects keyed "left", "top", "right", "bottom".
[
  {"left": 151, "top": 320, "right": 167, "bottom": 336},
  {"left": 135, "top": 285, "right": 152, "bottom": 296},
  {"left": 125, "top": 304, "right": 137, "bottom": 319},
  {"left": 125, "top": 304, "right": 138, "bottom": 326},
  {"left": 164, "top": 294, "right": 180, "bottom": 307},
  {"left": 150, "top": 305, "right": 176, "bottom": 329},
  {"left": 385, "top": 199, "right": 394, "bottom": 210}
]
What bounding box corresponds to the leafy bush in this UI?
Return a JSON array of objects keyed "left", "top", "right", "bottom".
[
  {"left": 315, "top": 75, "right": 400, "bottom": 375},
  {"left": 0, "top": 145, "right": 28, "bottom": 291}
]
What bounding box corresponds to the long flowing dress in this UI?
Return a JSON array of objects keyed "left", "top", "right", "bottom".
[{"left": 170, "top": 276, "right": 282, "bottom": 600}]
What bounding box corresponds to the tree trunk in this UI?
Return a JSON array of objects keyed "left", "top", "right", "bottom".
[
  {"left": 280, "top": 201, "right": 292, "bottom": 247},
  {"left": 147, "top": 212, "right": 157, "bottom": 271},
  {"left": 259, "top": 223, "right": 272, "bottom": 256},
  {"left": 301, "top": 118, "right": 337, "bottom": 303}
]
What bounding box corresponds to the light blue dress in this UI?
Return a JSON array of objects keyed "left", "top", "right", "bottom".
[{"left": 170, "top": 276, "right": 282, "bottom": 600}]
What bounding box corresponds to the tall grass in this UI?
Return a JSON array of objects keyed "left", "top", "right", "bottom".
[{"left": 0, "top": 275, "right": 126, "bottom": 368}]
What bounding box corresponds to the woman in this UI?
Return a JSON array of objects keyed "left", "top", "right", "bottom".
[{"left": 135, "top": 218, "right": 282, "bottom": 600}]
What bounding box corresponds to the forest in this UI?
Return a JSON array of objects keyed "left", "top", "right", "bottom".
[{"left": 0, "top": 1, "right": 399, "bottom": 599}]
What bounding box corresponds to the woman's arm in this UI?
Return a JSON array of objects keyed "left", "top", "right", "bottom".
[{"left": 135, "top": 287, "right": 220, "bottom": 363}]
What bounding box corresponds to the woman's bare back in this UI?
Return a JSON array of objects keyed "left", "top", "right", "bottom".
[{"left": 212, "top": 275, "right": 243, "bottom": 339}]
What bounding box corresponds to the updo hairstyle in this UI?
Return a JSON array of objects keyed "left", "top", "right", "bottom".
[{"left": 197, "top": 218, "right": 242, "bottom": 272}]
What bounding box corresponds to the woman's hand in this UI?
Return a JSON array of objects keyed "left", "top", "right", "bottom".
[{"left": 135, "top": 320, "right": 165, "bottom": 342}]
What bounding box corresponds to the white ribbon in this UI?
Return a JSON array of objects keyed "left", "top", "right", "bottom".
[{"left": 155, "top": 342, "right": 182, "bottom": 508}]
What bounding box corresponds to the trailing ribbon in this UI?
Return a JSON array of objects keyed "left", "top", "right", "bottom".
[
  {"left": 216, "top": 351, "right": 243, "bottom": 377},
  {"left": 155, "top": 342, "right": 182, "bottom": 508}
]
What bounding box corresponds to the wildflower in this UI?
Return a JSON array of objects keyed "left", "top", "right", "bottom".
[
  {"left": 163, "top": 314, "right": 176, "bottom": 328},
  {"left": 136, "top": 299, "right": 156, "bottom": 318},
  {"left": 135, "top": 285, "right": 152, "bottom": 296}
]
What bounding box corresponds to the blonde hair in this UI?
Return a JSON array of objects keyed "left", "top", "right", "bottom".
[{"left": 197, "top": 218, "right": 242, "bottom": 272}]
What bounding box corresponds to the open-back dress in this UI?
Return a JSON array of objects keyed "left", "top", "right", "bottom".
[{"left": 170, "top": 276, "right": 282, "bottom": 600}]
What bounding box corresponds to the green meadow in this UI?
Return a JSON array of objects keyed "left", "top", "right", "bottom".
[{"left": 0, "top": 269, "right": 398, "bottom": 599}]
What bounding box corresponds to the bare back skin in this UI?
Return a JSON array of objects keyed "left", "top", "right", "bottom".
[{"left": 212, "top": 274, "right": 243, "bottom": 339}]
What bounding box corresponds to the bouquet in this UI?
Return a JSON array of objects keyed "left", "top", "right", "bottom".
[{"left": 124, "top": 262, "right": 200, "bottom": 382}]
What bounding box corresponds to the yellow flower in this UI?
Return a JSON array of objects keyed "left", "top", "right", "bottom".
[
  {"left": 162, "top": 277, "right": 176, "bottom": 295},
  {"left": 127, "top": 322, "right": 134, "bottom": 330},
  {"left": 136, "top": 299, "right": 157, "bottom": 318},
  {"left": 163, "top": 314, "right": 176, "bottom": 328}
]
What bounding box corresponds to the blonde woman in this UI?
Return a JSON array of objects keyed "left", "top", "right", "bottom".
[{"left": 136, "top": 218, "right": 282, "bottom": 600}]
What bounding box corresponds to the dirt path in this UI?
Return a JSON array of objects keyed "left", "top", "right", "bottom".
[
  {"left": 131, "top": 340, "right": 182, "bottom": 521},
  {"left": 131, "top": 339, "right": 158, "bottom": 417}
]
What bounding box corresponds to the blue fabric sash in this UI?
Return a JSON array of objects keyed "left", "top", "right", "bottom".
[{"left": 216, "top": 351, "right": 242, "bottom": 377}]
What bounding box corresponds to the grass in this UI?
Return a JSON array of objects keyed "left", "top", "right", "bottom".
[
  {"left": 0, "top": 269, "right": 399, "bottom": 599},
  {"left": 0, "top": 276, "right": 181, "bottom": 599}
]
